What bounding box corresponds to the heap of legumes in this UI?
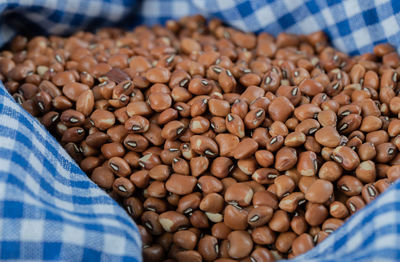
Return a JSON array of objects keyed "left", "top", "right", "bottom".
[{"left": 1, "top": 15, "right": 400, "bottom": 261}]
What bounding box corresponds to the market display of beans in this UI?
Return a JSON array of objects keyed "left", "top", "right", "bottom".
[{"left": 1, "top": 15, "right": 400, "bottom": 261}]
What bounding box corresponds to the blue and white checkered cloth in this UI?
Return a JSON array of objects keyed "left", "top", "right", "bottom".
[{"left": 1, "top": 0, "right": 400, "bottom": 261}]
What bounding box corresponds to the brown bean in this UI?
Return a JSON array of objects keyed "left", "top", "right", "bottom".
[
  {"left": 173, "top": 230, "right": 198, "bottom": 250},
  {"left": 275, "top": 147, "right": 297, "bottom": 171},
  {"left": 315, "top": 126, "right": 341, "bottom": 147},
  {"left": 233, "top": 138, "right": 258, "bottom": 159},
  {"left": 165, "top": 174, "right": 197, "bottom": 195},
  {"left": 279, "top": 192, "right": 305, "bottom": 213},
  {"left": 292, "top": 233, "right": 314, "bottom": 256},
  {"left": 190, "top": 135, "right": 219, "bottom": 156},
  {"left": 274, "top": 175, "right": 295, "bottom": 198},
  {"left": 225, "top": 183, "right": 253, "bottom": 207},
  {"left": 346, "top": 196, "right": 366, "bottom": 214},
  {"left": 337, "top": 175, "right": 363, "bottom": 196},
  {"left": 318, "top": 161, "right": 343, "bottom": 181},
  {"left": 331, "top": 146, "right": 360, "bottom": 170},
  {"left": 297, "top": 151, "right": 318, "bottom": 176},
  {"left": 212, "top": 222, "right": 232, "bottom": 240},
  {"left": 159, "top": 211, "right": 189, "bottom": 232},
  {"left": 251, "top": 226, "right": 276, "bottom": 245},
  {"left": 329, "top": 201, "right": 349, "bottom": 219},
  {"left": 387, "top": 165, "right": 400, "bottom": 183},
  {"left": 305, "top": 203, "right": 328, "bottom": 226},
  {"left": 291, "top": 215, "right": 308, "bottom": 235},
  {"left": 305, "top": 179, "right": 333, "bottom": 204},
  {"left": 227, "top": 231, "right": 253, "bottom": 259},
  {"left": 269, "top": 210, "right": 290, "bottom": 232},
  {"left": 268, "top": 96, "right": 294, "bottom": 122},
  {"left": 276, "top": 232, "right": 297, "bottom": 253},
  {"left": 91, "top": 166, "right": 114, "bottom": 189},
  {"left": 224, "top": 204, "right": 248, "bottom": 230}
]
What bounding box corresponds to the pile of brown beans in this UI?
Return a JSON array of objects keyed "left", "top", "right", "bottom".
[{"left": 1, "top": 14, "right": 400, "bottom": 261}]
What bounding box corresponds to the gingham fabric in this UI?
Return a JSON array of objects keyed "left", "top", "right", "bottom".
[
  {"left": 0, "top": 83, "right": 142, "bottom": 261},
  {"left": 0, "top": 0, "right": 400, "bottom": 261}
]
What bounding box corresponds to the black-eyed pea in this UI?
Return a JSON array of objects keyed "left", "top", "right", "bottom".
[
  {"left": 275, "top": 232, "right": 297, "bottom": 254},
  {"left": 387, "top": 165, "right": 400, "bottom": 182},
  {"left": 337, "top": 175, "right": 363, "bottom": 196},
  {"left": 358, "top": 142, "right": 376, "bottom": 161},
  {"left": 224, "top": 183, "right": 253, "bottom": 207},
  {"left": 305, "top": 203, "right": 328, "bottom": 226},
  {"left": 285, "top": 117, "right": 299, "bottom": 131},
  {"left": 329, "top": 201, "right": 349, "bottom": 219},
  {"left": 314, "top": 126, "right": 341, "bottom": 147},
  {"left": 266, "top": 135, "right": 285, "bottom": 152},
  {"left": 279, "top": 192, "right": 305, "bottom": 213},
  {"left": 292, "top": 233, "right": 315, "bottom": 256},
  {"left": 255, "top": 150, "right": 274, "bottom": 167},
  {"left": 190, "top": 156, "right": 209, "bottom": 177},
  {"left": 252, "top": 127, "right": 270, "bottom": 147},
  {"left": 177, "top": 192, "right": 202, "bottom": 214},
  {"left": 244, "top": 109, "right": 265, "bottom": 129},
  {"left": 215, "top": 133, "right": 239, "bottom": 157},
  {"left": 189, "top": 116, "right": 210, "bottom": 134},
  {"left": 197, "top": 175, "right": 223, "bottom": 194},
  {"left": 226, "top": 113, "right": 245, "bottom": 138},
  {"left": 388, "top": 119, "right": 400, "bottom": 137},
  {"left": 318, "top": 161, "right": 343, "bottom": 181},
  {"left": 173, "top": 230, "right": 198, "bottom": 250},
  {"left": 165, "top": 174, "right": 197, "bottom": 195},
  {"left": 227, "top": 231, "right": 253, "bottom": 259},
  {"left": 233, "top": 138, "right": 258, "bottom": 159},
  {"left": 305, "top": 179, "right": 333, "bottom": 204},
  {"left": 304, "top": 136, "right": 322, "bottom": 153},
  {"left": 269, "top": 210, "right": 290, "bottom": 232},
  {"left": 125, "top": 115, "right": 150, "bottom": 133},
  {"left": 159, "top": 211, "right": 189, "bottom": 232},
  {"left": 231, "top": 99, "right": 248, "bottom": 119},
  {"left": 223, "top": 205, "right": 249, "bottom": 230},
  {"left": 210, "top": 157, "right": 233, "bottom": 178},
  {"left": 360, "top": 116, "right": 382, "bottom": 132},
  {"left": 291, "top": 215, "right": 308, "bottom": 235},
  {"left": 247, "top": 205, "right": 274, "bottom": 228},
  {"left": 274, "top": 175, "right": 296, "bottom": 198},
  {"left": 141, "top": 211, "right": 164, "bottom": 236},
  {"left": 331, "top": 146, "right": 360, "bottom": 170},
  {"left": 297, "top": 151, "right": 318, "bottom": 176},
  {"left": 375, "top": 178, "right": 391, "bottom": 193},
  {"left": 294, "top": 104, "right": 321, "bottom": 121},
  {"left": 237, "top": 157, "right": 258, "bottom": 175},
  {"left": 252, "top": 168, "right": 279, "bottom": 184},
  {"left": 161, "top": 120, "right": 186, "bottom": 140},
  {"left": 250, "top": 248, "right": 274, "bottom": 262},
  {"left": 190, "top": 135, "right": 218, "bottom": 156},
  {"left": 295, "top": 119, "right": 320, "bottom": 136},
  {"left": 108, "top": 157, "right": 131, "bottom": 177},
  {"left": 251, "top": 226, "right": 276, "bottom": 246},
  {"left": 346, "top": 196, "right": 366, "bottom": 214},
  {"left": 275, "top": 146, "right": 297, "bottom": 171},
  {"left": 198, "top": 235, "right": 219, "bottom": 262},
  {"left": 175, "top": 250, "right": 202, "bottom": 262},
  {"left": 284, "top": 131, "right": 306, "bottom": 147},
  {"left": 361, "top": 183, "right": 379, "bottom": 204},
  {"left": 199, "top": 193, "right": 224, "bottom": 213},
  {"left": 268, "top": 96, "right": 294, "bottom": 122},
  {"left": 208, "top": 98, "right": 230, "bottom": 117},
  {"left": 375, "top": 142, "right": 397, "bottom": 163},
  {"left": 355, "top": 160, "right": 376, "bottom": 183}
]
